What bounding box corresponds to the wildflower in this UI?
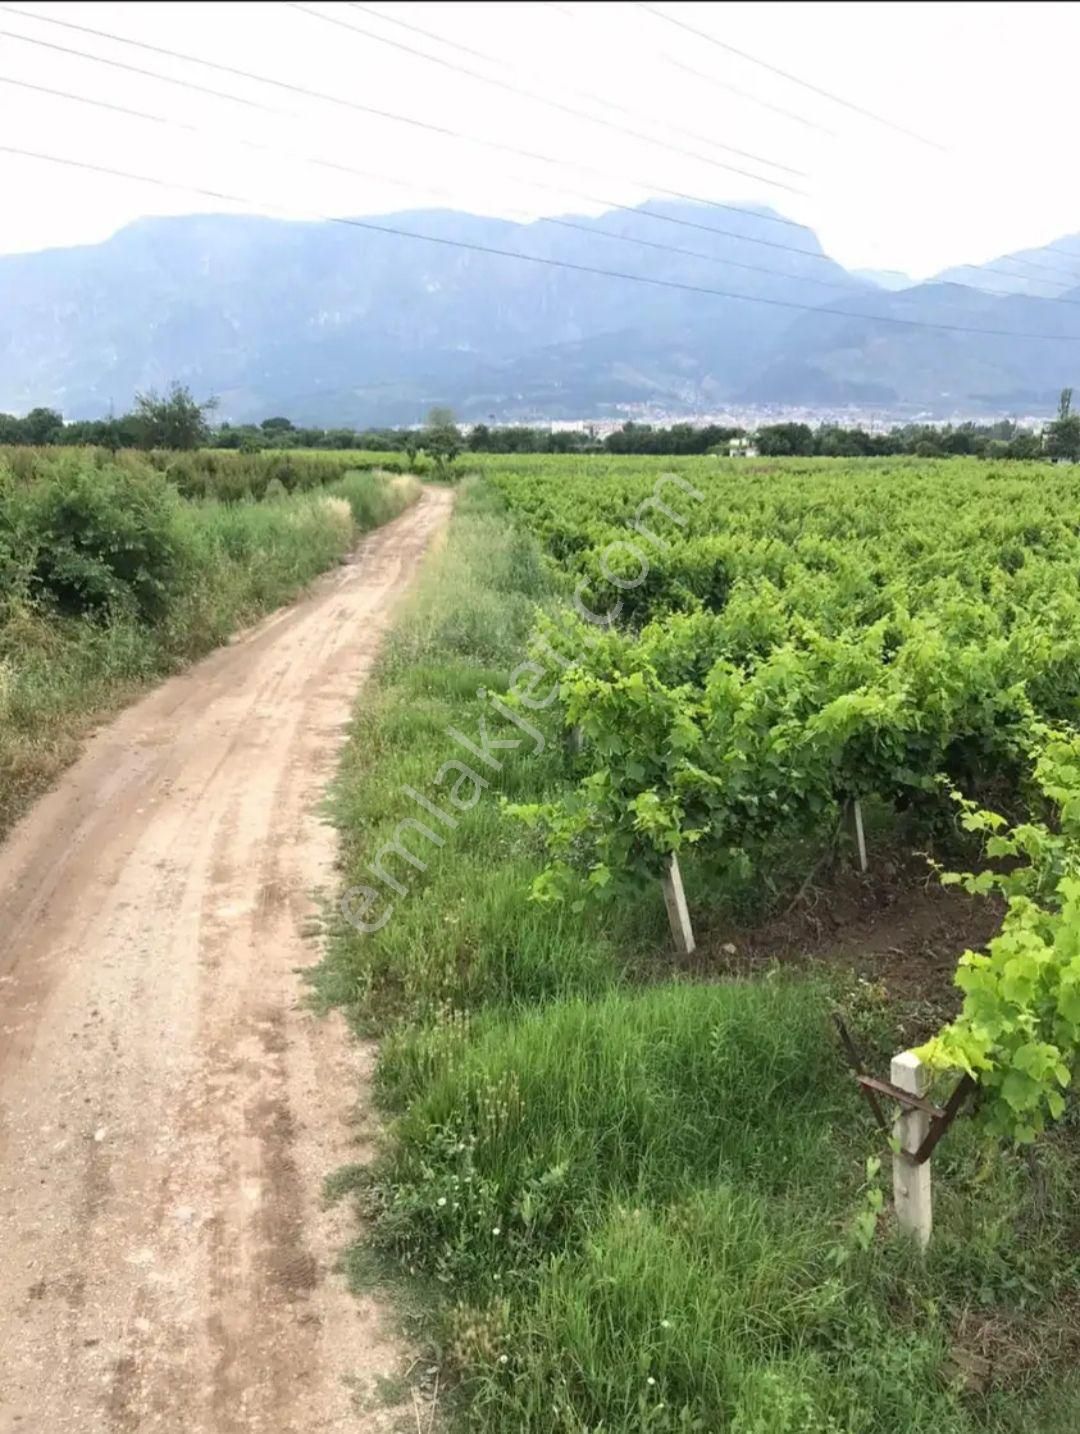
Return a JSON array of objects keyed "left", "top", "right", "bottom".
[
  {"left": 492, "top": 1227, "right": 501, "bottom": 1236},
  {"left": 660, "top": 1319, "right": 671, "bottom": 1329},
  {"left": 647, "top": 1377, "right": 656, "bottom": 1387},
  {"left": 499, "top": 1355, "right": 509, "bottom": 1365},
  {"left": 437, "top": 1197, "right": 447, "bottom": 1207}
]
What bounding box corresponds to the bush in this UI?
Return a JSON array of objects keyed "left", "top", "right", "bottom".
[
  {"left": 17, "top": 461, "right": 189, "bottom": 621},
  {"left": 0, "top": 461, "right": 421, "bottom": 837}
]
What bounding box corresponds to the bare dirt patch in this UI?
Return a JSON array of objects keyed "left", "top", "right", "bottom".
[
  {"left": 690, "top": 852, "right": 1005, "bottom": 1044},
  {"left": 0, "top": 488, "right": 452, "bottom": 1433}
]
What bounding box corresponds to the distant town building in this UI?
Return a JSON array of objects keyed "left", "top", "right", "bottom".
[{"left": 728, "top": 436, "right": 759, "bottom": 458}]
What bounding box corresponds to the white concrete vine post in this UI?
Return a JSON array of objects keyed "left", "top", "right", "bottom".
[
  {"left": 852, "top": 798, "right": 868, "bottom": 873},
  {"left": 891, "top": 1050, "right": 932, "bottom": 1249},
  {"left": 661, "top": 851, "right": 696, "bottom": 955}
]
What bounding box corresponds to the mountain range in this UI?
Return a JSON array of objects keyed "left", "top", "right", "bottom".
[{"left": 2, "top": 200, "right": 1080, "bottom": 424}]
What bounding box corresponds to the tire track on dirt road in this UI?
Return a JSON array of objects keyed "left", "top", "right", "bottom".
[{"left": 0, "top": 486, "right": 453, "bottom": 1433}]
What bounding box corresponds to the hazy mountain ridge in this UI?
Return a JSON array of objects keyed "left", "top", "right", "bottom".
[
  {"left": 1, "top": 201, "right": 1078, "bottom": 423},
  {"left": 935, "top": 236, "right": 1080, "bottom": 299}
]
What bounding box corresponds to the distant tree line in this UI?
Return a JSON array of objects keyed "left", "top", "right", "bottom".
[
  {"left": 5, "top": 384, "right": 1080, "bottom": 461},
  {"left": 752, "top": 419, "right": 1047, "bottom": 460},
  {"left": 0, "top": 384, "right": 218, "bottom": 451}
]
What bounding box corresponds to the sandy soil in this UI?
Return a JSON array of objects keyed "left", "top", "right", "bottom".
[{"left": 0, "top": 487, "right": 453, "bottom": 1433}]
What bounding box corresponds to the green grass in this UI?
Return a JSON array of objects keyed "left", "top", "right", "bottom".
[
  {"left": 324, "top": 475, "right": 1080, "bottom": 1434},
  {"left": 0, "top": 465, "right": 420, "bottom": 836},
  {"left": 318, "top": 479, "right": 629, "bottom": 1027},
  {"left": 366, "top": 982, "right": 1080, "bottom": 1432},
  {"left": 369, "top": 981, "right": 853, "bottom": 1287}
]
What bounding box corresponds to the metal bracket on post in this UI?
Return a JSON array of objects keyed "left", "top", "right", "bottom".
[
  {"left": 833, "top": 1013, "right": 975, "bottom": 1248},
  {"left": 834, "top": 1015, "right": 974, "bottom": 1165}
]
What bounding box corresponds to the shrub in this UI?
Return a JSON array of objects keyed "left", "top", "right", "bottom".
[
  {"left": 18, "top": 461, "right": 189, "bottom": 622},
  {"left": 330, "top": 470, "right": 422, "bottom": 530},
  {"left": 0, "top": 460, "right": 419, "bottom": 836}
]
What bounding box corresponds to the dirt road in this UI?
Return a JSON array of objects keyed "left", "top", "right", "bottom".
[{"left": 0, "top": 487, "right": 452, "bottom": 1433}]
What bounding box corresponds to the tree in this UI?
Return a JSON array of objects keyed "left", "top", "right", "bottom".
[
  {"left": 132, "top": 382, "right": 217, "bottom": 450},
  {"left": 755, "top": 422, "right": 814, "bottom": 457},
  {"left": 421, "top": 405, "right": 461, "bottom": 477},
  {"left": 1007, "top": 431, "right": 1041, "bottom": 460},
  {"left": 1046, "top": 387, "right": 1080, "bottom": 462},
  {"left": 22, "top": 406, "right": 64, "bottom": 445}
]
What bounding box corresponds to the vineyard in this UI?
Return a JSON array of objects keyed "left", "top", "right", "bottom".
[
  {"left": 477, "top": 455, "right": 1080, "bottom": 1141},
  {"left": 328, "top": 462, "right": 1080, "bottom": 1432}
]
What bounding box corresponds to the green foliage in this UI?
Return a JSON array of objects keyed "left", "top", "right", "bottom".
[
  {"left": 21, "top": 406, "right": 64, "bottom": 445},
  {"left": 331, "top": 469, "right": 422, "bottom": 528},
  {"left": 320, "top": 480, "right": 618, "bottom": 1027},
  {"left": 14, "top": 460, "right": 188, "bottom": 621},
  {"left": 484, "top": 455, "right": 1080, "bottom": 1145},
  {"left": 1045, "top": 387, "right": 1080, "bottom": 462},
  {"left": 421, "top": 405, "right": 462, "bottom": 480},
  {"left": 323, "top": 477, "right": 1080, "bottom": 1433},
  {"left": 132, "top": 382, "right": 218, "bottom": 450},
  {"left": 918, "top": 730, "right": 1080, "bottom": 1141},
  {"left": 0, "top": 403, "right": 1055, "bottom": 460},
  {"left": 490, "top": 456, "right": 1068, "bottom": 906},
  {"left": 367, "top": 981, "right": 845, "bottom": 1293},
  {"left": 756, "top": 421, "right": 816, "bottom": 456},
  {"left": 0, "top": 459, "right": 420, "bottom": 837},
  {"left": 0, "top": 444, "right": 408, "bottom": 504},
  {"left": 160, "top": 448, "right": 356, "bottom": 500}
]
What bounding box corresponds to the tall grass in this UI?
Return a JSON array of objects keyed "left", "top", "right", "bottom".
[
  {"left": 0, "top": 461, "right": 421, "bottom": 837},
  {"left": 319, "top": 479, "right": 626, "bottom": 1028},
  {"left": 325, "top": 475, "right": 1080, "bottom": 1434},
  {"left": 0, "top": 444, "right": 406, "bottom": 500}
]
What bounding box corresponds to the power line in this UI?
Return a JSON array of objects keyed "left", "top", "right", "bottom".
[
  {"left": 946, "top": 263, "right": 1080, "bottom": 298},
  {"left": 19, "top": 65, "right": 1080, "bottom": 317},
  {"left": 9, "top": 5, "right": 1080, "bottom": 311},
  {"left": 5, "top": 141, "right": 1080, "bottom": 343},
  {"left": 0, "top": 71, "right": 852, "bottom": 293},
  {"left": 0, "top": 10, "right": 858, "bottom": 277},
  {"left": 324, "top": 0, "right": 1078, "bottom": 296},
  {"left": 0, "top": 5, "right": 810, "bottom": 225},
  {"left": 0, "top": 23, "right": 283, "bottom": 117},
  {"left": 636, "top": 2, "right": 945, "bottom": 151},
  {"left": 544, "top": 0, "right": 837, "bottom": 137},
  {"left": 0, "top": 73, "right": 451, "bottom": 202},
  {"left": 937, "top": 250, "right": 1080, "bottom": 288},
  {"left": 0, "top": 22, "right": 946, "bottom": 292},
  {"left": 992, "top": 251, "right": 1080, "bottom": 282},
  {"left": 358, "top": 0, "right": 797, "bottom": 162},
  {"left": 334, "top": 0, "right": 804, "bottom": 179},
  {"left": 945, "top": 271, "right": 1080, "bottom": 303},
  {"left": 538, "top": 215, "right": 861, "bottom": 291}
]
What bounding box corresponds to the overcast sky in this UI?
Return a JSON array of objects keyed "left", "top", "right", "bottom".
[{"left": 0, "top": 1, "right": 1077, "bottom": 280}]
